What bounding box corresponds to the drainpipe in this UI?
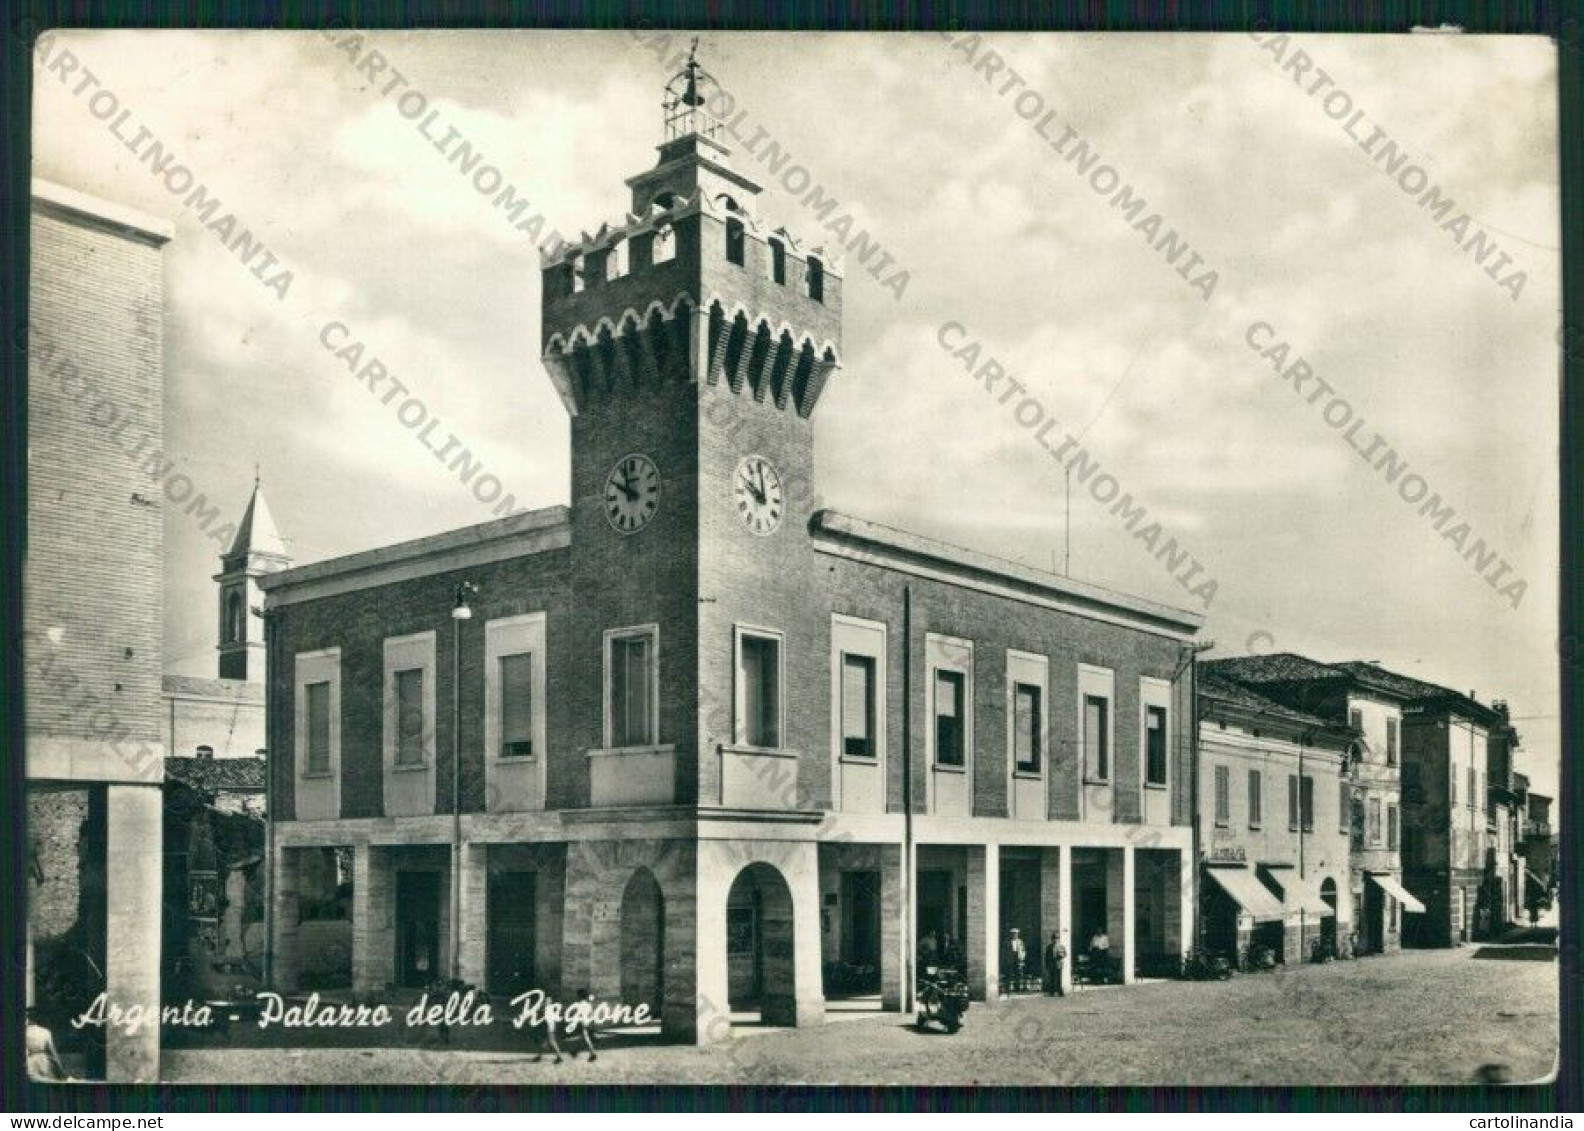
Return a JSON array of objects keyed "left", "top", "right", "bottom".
[{"left": 901, "top": 585, "right": 915, "bottom": 1014}]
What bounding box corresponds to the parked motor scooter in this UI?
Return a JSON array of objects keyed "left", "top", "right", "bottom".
[{"left": 915, "top": 965, "right": 970, "bottom": 1033}]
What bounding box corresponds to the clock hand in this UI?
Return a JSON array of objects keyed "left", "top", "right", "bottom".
[{"left": 742, "top": 472, "right": 764, "bottom": 504}]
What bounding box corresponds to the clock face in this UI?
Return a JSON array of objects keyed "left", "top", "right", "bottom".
[
  {"left": 604, "top": 454, "right": 660, "bottom": 534},
  {"left": 734, "top": 454, "right": 784, "bottom": 536}
]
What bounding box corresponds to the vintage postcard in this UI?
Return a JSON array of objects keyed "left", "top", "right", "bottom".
[{"left": 22, "top": 28, "right": 1561, "bottom": 1090}]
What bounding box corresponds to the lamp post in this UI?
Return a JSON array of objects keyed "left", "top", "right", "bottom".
[{"left": 449, "top": 581, "right": 477, "bottom": 982}]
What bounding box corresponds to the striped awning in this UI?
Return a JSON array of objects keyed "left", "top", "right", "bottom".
[{"left": 1204, "top": 865, "right": 1285, "bottom": 922}]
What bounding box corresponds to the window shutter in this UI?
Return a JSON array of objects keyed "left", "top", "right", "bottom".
[
  {"left": 500, "top": 652, "right": 533, "bottom": 757},
  {"left": 396, "top": 668, "right": 424, "bottom": 765},
  {"left": 841, "top": 655, "right": 872, "bottom": 754},
  {"left": 307, "top": 681, "right": 330, "bottom": 772}
]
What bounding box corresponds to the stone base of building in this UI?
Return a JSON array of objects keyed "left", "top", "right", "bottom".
[
  {"left": 271, "top": 815, "right": 1194, "bottom": 1043},
  {"left": 28, "top": 781, "right": 163, "bottom": 1082}
]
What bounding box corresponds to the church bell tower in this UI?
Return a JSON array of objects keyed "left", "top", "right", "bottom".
[{"left": 214, "top": 475, "right": 291, "bottom": 681}]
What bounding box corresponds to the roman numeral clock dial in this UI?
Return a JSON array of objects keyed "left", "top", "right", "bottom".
[
  {"left": 734, "top": 454, "right": 784, "bottom": 536},
  {"left": 604, "top": 454, "right": 660, "bottom": 534}
]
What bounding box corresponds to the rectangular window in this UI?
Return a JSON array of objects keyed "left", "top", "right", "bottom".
[
  {"left": 306, "top": 681, "right": 331, "bottom": 774},
  {"left": 768, "top": 239, "right": 787, "bottom": 284},
  {"left": 1084, "top": 695, "right": 1110, "bottom": 781},
  {"left": 1386, "top": 718, "right": 1399, "bottom": 765},
  {"left": 1214, "top": 765, "right": 1230, "bottom": 827},
  {"left": 1339, "top": 781, "right": 1350, "bottom": 833},
  {"left": 1368, "top": 798, "right": 1383, "bottom": 845},
  {"left": 935, "top": 670, "right": 966, "bottom": 767},
  {"left": 1248, "top": 769, "right": 1263, "bottom": 828},
  {"left": 498, "top": 652, "right": 534, "bottom": 759},
  {"left": 1144, "top": 705, "right": 1168, "bottom": 787},
  {"left": 725, "top": 218, "right": 745, "bottom": 266},
  {"left": 1387, "top": 804, "right": 1399, "bottom": 850},
  {"left": 1300, "top": 775, "right": 1314, "bottom": 832},
  {"left": 609, "top": 630, "right": 656, "bottom": 748},
  {"left": 1349, "top": 707, "right": 1363, "bottom": 732},
  {"left": 738, "top": 632, "right": 782, "bottom": 748},
  {"left": 1351, "top": 795, "right": 1365, "bottom": 849},
  {"left": 1288, "top": 774, "right": 1299, "bottom": 831},
  {"left": 394, "top": 668, "right": 425, "bottom": 766},
  {"left": 841, "top": 654, "right": 876, "bottom": 759},
  {"left": 1013, "top": 682, "right": 1042, "bottom": 773}
]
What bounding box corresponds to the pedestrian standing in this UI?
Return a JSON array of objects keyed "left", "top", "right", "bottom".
[{"left": 1043, "top": 932, "right": 1066, "bottom": 996}]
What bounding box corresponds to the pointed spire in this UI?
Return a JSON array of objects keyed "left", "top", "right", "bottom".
[{"left": 227, "top": 478, "right": 288, "bottom": 560}]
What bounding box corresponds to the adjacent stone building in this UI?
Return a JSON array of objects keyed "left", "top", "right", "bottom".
[
  {"left": 1196, "top": 672, "right": 1353, "bottom": 966},
  {"left": 1202, "top": 654, "right": 1425, "bottom": 955},
  {"left": 1328, "top": 663, "right": 1520, "bottom": 946},
  {"left": 26, "top": 180, "right": 173, "bottom": 1081},
  {"left": 262, "top": 56, "right": 1205, "bottom": 1041}
]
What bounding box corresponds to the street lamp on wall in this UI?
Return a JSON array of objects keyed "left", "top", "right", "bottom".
[{"left": 449, "top": 581, "right": 478, "bottom": 981}]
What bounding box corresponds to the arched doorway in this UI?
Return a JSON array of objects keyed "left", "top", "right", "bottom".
[
  {"left": 619, "top": 868, "right": 665, "bottom": 1013},
  {"left": 726, "top": 862, "right": 797, "bottom": 1025},
  {"left": 1320, "top": 877, "right": 1338, "bottom": 957}
]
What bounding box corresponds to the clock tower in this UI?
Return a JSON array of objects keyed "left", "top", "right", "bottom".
[{"left": 540, "top": 44, "right": 843, "bottom": 809}]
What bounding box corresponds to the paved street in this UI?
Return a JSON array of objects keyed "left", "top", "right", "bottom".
[{"left": 163, "top": 945, "right": 1556, "bottom": 1086}]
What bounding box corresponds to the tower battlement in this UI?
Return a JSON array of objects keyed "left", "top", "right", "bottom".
[{"left": 538, "top": 47, "right": 842, "bottom": 421}]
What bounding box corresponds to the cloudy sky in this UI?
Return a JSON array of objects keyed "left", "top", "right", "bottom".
[{"left": 33, "top": 30, "right": 1561, "bottom": 792}]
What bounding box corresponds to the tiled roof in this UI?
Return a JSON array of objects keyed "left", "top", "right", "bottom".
[
  {"left": 1198, "top": 670, "right": 1340, "bottom": 732},
  {"left": 1202, "top": 653, "right": 1345, "bottom": 685},
  {"left": 1333, "top": 661, "right": 1501, "bottom": 721},
  {"left": 164, "top": 755, "right": 266, "bottom": 794}
]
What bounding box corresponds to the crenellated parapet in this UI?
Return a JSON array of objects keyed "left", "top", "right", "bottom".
[{"left": 540, "top": 291, "right": 840, "bottom": 419}]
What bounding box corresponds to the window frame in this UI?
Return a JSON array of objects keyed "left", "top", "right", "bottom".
[
  {"left": 1368, "top": 797, "right": 1383, "bottom": 845},
  {"left": 604, "top": 624, "right": 661, "bottom": 751},
  {"left": 1387, "top": 803, "right": 1399, "bottom": 850},
  {"left": 304, "top": 680, "right": 332, "bottom": 775},
  {"left": 1248, "top": 768, "right": 1263, "bottom": 829},
  {"left": 1083, "top": 694, "right": 1111, "bottom": 784},
  {"left": 1386, "top": 717, "right": 1399, "bottom": 765},
  {"left": 831, "top": 614, "right": 887, "bottom": 782},
  {"left": 933, "top": 669, "right": 968, "bottom": 769},
  {"left": 1300, "top": 774, "right": 1315, "bottom": 832},
  {"left": 733, "top": 624, "right": 785, "bottom": 751},
  {"left": 767, "top": 237, "right": 787, "bottom": 285},
  {"left": 806, "top": 256, "right": 825, "bottom": 302},
  {"left": 1339, "top": 780, "right": 1350, "bottom": 834},
  {"left": 486, "top": 612, "right": 547, "bottom": 765},
  {"left": 725, "top": 217, "right": 746, "bottom": 266},
  {"left": 294, "top": 648, "right": 341, "bottom": 787},
  {"left": 1288, "top": 773, "right": 1300, "bottom": 832},
  {"left": 382, "top": 631, "right": 437, "bottom": 775},
  {"left": 1140, "top": 678, "right": 1170, "bottom": 790},
  {"left": 1213, "top": 764, "right": 1230, "bottom": 827},
  {"left": 840, "top": 651, "right": 878, "bottom": 761},
  {"left": 393, "top": 667, "right": 427, "bottom": 768},
  {"left": 1006, "top": 649, "right": 1049, "bottom": 782},
  {"left": 1012, "top": 681, "right": 1043, "bottom": 774}
]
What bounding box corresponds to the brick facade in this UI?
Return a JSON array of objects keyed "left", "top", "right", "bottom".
[
  {"left": 264, "top": 87, "right": 1201, "bottom": 1043},
  {"left": 26, "top": 182, "right": 172, "bottom": 1082}
]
